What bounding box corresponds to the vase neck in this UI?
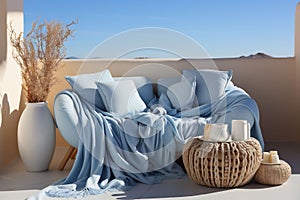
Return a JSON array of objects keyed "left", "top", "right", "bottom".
[{"left": 26, "top": 102, "right": 48, "bottom": 107}]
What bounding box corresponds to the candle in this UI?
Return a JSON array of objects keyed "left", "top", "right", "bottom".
[
  {"left": 263, "top": 152, "right": 270, "bottom": 163},
  {"left": 247, "top": 122, "right": 251, "bottom": 138},
  {"left": 270, "top": 150, "right": 278, "bottom": 156},
  {"left": 231, "top": 120, "right": 250, "bottom": 141},
  {"left": 204, "top": 123, "right": 229, "bottom": 142},
  {"left": 262, "top": 150, "right": 280, "bottom": 164},
  {"left": 270, "top": 154, "right": 280, "bottom": 164}
]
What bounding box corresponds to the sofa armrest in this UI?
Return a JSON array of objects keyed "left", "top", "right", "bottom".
[{"left": 54, "top": 93, "right": 79, "bottom": 148}]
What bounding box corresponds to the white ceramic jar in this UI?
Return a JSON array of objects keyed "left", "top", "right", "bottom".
[{"left": 18, "top": 102, "right": 55, "bottom": 172}]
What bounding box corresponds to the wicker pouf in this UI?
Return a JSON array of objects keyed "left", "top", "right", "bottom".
[
  {"left": 254, "top": 160, "right": 291, "bottom": 185},
  {"left": 182, "top": 137, "right": 262, "bottom": 188}
]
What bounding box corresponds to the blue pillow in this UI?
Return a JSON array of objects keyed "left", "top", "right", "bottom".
[
  {"left": 157, "top": 76, "right": 182, "bottom": 97},
  {"left": 166, "top": 76, "right": 196, "bottom": 111},
  {"left": 96, "top": 80, "right": 147, "bottom": 117},
  {"left": 182, "top": 69, "right": 233, "bottom": 105},
  {"left": 65, "top": 69, "right": 113, "bottom": 110},
  {"left": 158, "top": 93, "right": 177, "bottom": 116}
]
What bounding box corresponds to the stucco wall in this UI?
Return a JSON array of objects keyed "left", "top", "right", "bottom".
[
  {"left": 0, "top": 0, "right": 23, "bottom": 171},
  {"left": 296, "top": 2, "right": 300, "bottom": 136},
  {"left": 0, "top": 0, "right": 7, "bottom": 63}
]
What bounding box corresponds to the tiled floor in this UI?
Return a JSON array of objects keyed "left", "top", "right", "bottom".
[{"left": 0, "top": 142, "right": 299, "bottom": 199}]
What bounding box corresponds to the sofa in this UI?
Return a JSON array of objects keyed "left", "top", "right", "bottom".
[{"left": 51, "top": 68, "right": 264, "bottom": 197}]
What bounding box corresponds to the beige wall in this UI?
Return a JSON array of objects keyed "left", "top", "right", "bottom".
[
  {"left": 214, "top": 58, "right": 297, "bottom": 142},
  {"left": 0, "top": 0, "right": 23, "bottom": 171},
  {"left": 296, "top": 2, "right": 300, "bottom": 137},
  {"left": 0, "top": 0, "right": 7, "bottom": 63}
]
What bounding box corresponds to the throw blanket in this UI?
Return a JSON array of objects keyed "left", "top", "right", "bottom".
[{"left": 29, "top": 86, "right": 264, "bottom": 199}]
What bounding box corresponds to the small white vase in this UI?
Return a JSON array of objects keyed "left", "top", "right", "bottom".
[{"left": 18, "top": 102, "right": 55, "bottom": 172}]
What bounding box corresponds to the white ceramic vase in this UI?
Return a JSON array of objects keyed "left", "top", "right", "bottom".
[{"left": 18, "top": 102, "right": 55, "bottom": 172}]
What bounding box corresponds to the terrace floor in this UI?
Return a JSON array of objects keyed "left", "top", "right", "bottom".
[{"left": 0, "top": 141, "right": 299, "bottom": 199}]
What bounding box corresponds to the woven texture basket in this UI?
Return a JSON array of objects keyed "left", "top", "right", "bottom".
[
  {"left": 183, "top": 137, "right": 262, "bottom": 188},
  {"left": 254, "top": 160, "right": 291, "bottom": 185}
]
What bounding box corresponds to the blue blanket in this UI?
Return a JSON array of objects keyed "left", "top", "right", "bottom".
[{"left": 29, "top": 86, "right": 264, "bottom": 199}]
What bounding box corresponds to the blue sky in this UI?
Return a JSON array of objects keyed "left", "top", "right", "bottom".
[{"left": 24, "top": 0, "right": 299, "bottom": 58}]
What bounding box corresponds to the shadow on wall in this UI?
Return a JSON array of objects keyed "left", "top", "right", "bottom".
[{"left": 0, "top": 92, "right": 25, "bottom": 171}]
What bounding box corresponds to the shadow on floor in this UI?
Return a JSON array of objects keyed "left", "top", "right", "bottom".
[
  {"left": 112, "top": 177, "right": 225, "bottom": 200},
  {"left": 111, "top": 176, "right": 272, "bottom": 200}
]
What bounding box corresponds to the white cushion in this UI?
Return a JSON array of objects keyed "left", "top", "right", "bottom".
[{"left": 96, "top": 80, "right": 146, "bottom": 117}]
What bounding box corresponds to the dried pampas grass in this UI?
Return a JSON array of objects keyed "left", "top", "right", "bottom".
[{"left": 9, "top": 20, "right": 76, "bottom": 102}]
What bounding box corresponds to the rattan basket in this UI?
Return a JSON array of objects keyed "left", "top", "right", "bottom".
[
  {"left": 254, "top": 160, "right": 291, "bottom": 185},
  {"left": 183, "top": 137, "right": 262, "bottom": 188}
]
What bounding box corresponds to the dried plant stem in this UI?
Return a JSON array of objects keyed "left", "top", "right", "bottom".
[{"left": 9, "top": 20, "right": 76, "bottom": 102}]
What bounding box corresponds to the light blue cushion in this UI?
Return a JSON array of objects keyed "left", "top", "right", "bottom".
[
  {"left": 96, "top": 80, "right": 147, "bottom": 117},
  {"left": 114, "top": 76, "right": 154, "bottom": 105},
  {"left": 157, "top": 76, "right": 182, "bottom": 97},
  {"left": 65, "top": 69, "right": 113, "bottom": 110},
  {"left": 166, "top": 76, "right": 196, "bottom": 111},
  {"left": 182, "top": 69, "right": 233, "bottom": 105}
]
